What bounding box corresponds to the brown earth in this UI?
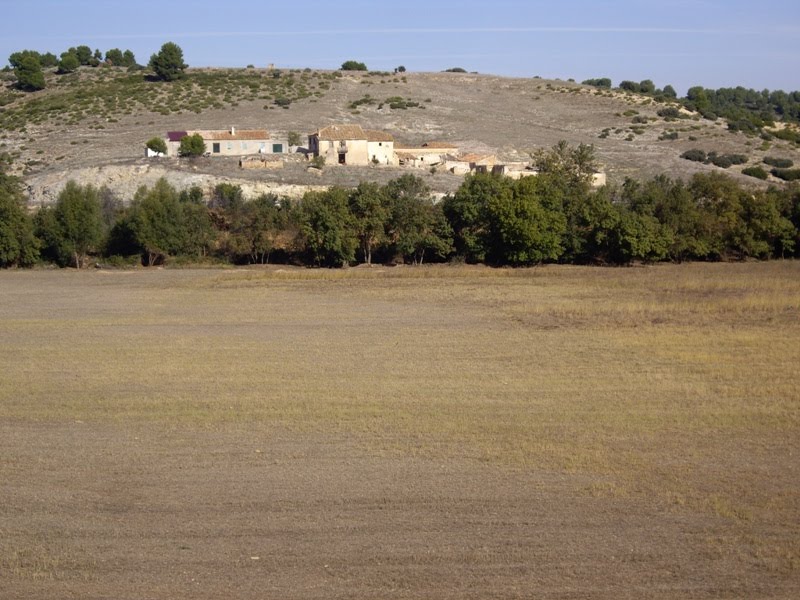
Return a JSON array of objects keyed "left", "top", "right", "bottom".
[
  {"left": 5, "top": 69, "right": 799, "bottom": 204},
  {"left": 1, "top": 264, "right": 798, "bottom": 598}
]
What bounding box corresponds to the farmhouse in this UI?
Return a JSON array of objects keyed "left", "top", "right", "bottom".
[
  {"left": 308, "top": 124, "right": 396, "bottom": 166},
  {"left": 395, "top": 141, "right": 459, "bottom": 168},
  {"left": 164, "top": 128, "right": 288, "bottom": 157}
]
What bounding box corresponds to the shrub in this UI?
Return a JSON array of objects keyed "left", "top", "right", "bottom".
[
  {"left": 310, "top": 155, "right": 325, "bottom": 169},
  {"left": 657, "top": 107, "right": 682, "bottom": 119},
  {"left": 444, "top": 67, "right": 467, "bottom": 73},
  {"left": 681, "top": 149, "right": 707, "bottom": 162},
  {"left": 582, "top": 78, "right": 612, "bottom": 88},
  {"left": 58, "top": 53, "right": 80, "bottom": 74},
  {"left": 763, "top": 156, "right": 794, "bottom": 168},
  {"left": 340, "top": 60, "right": 367, "bottom": 71},
  {"left": 659, "top": 131, "right": 679, "bottom": 141},
  {"left": 772, "top": 128, "right": 800, "bottom": 144},
  {"left": 771, "top": 168, "right": 800, "bottom": 181},
  {"left": 742, "top": 166, "right": 768, "bottom": 180},
  {"left": 287, "top": 131, "right": 302, "bottom": 147},
  {"left": 146, "top": 137, "right": 167, "bottom": 155},
  {"left": 274, "top": 97, "right": 291, "bottom": 108}
]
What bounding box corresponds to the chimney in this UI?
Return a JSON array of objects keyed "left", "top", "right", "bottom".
[{"left": 230, "top": 126, "right": 235, "bottom": 136}]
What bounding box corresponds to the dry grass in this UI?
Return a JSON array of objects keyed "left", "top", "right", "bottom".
[{"left": 1, "top": 262, "right": 798, "bottom": 595}]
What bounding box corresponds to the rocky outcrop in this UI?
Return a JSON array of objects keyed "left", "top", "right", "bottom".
[{"left": 25, "top": 163, "right": 328, "bottom": 207}]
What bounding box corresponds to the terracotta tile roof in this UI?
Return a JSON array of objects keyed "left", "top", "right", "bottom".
[
  {"left": 195, "top": 129, "right": 270, "bottom": 141},
  {"left": 364, "top": 129, "right": 394, "bottom": 142},
  {"left": 460, "top": 153, "right": 496, "bottom": 164},
  {"left": 313, "top": 124, "right": 366, "bottom": 141}
]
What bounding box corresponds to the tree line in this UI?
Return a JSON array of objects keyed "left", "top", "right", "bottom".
[
  {"left": 582, "top": 77, "right": 800, "bottom": 134},
  {"left": 2, "top": 144, "right": 799, "bottom": 269},
  {"left": 6, "top": 41, "right": 188, "bottom": 91}
]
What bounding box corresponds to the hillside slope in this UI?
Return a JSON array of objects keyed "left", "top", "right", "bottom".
[{"left": 2, "top": 67, "right": 798, "bottom": 204}]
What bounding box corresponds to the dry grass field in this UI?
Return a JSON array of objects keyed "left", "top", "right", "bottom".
[{"left": 1, "top": 262, "right": 799, "bottom": 598}]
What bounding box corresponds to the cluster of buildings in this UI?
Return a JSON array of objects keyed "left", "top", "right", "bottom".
[{"left": 150, "top": 124, "right": 605, "bottom": 185}]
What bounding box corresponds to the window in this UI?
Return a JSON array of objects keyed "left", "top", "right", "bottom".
[
  {"left": 241, "top": 142, "right": 247, "bottom": 150},
  {"left": 212, "top": 143, "right": 220, "bottom": 153},
  {"left": 272, "top": 143, "right": 283, "bottom": 153},
  {"left": 227, "top": 142, "right": 233, "bottom": 150}
]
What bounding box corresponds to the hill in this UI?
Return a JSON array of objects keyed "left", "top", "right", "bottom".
[{"left": 2, "top": 66, "right": 799, "bottom": 205}]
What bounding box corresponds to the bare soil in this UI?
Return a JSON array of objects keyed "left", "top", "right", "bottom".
[
  {"left": 7, "top": 70, "right": 799, "bottom": 204},
  {"left": 1, "top": 265, "right": 798, "bottom": 598}
]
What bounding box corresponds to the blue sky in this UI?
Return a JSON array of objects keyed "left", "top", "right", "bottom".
[{"left": 1, "top": 0, "right": 798, "bottom": 94}]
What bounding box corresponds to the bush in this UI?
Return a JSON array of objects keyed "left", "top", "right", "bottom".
[
  {"left": 57, "top": 53, "right": 80, "bottom": 74},
  {"left": 178, "top": 133, "right": 205, "bottom": 157},
  {"left": 772, "top": 128, "right": 800, "bottom": 144},
  {"left": 771, "top": 168, "right": 800, "bottom": 181},
  {"left": 681, "top": 149, "right": 707, "bottom": 162},
  {"left": 657, "top": 107, "right": 682, "bottom": 119},
  {"left": 763, "top": 156, "right": 794, "bottom": 168},
  {"left": 146, "top": 137, "right": 167, "bottom": 155},
  {"left": 444, "top": 67, "right": 467, "bottom": 73},
  {"left": 659, "top": 132, "right": 679, "bottom": 141},
  {"left": 582, "top": 78, "right": 612, "bottom": 88},
  {"left": 742, "top": 166, "right": 768, "bottom": 180},
  {"left": 310, "top": 155, "right": 325, "bottom": 169},
  {"left": 340, "top": 60, "right": 367, "bottom": 71}
]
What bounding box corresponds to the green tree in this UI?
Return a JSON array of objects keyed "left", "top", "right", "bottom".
[
  {"left": 686, "top": 86, "right": 710, "bottom": 112},
  {"left": 483, "top": 175, "right": 566, "bottom": 265},
  {"left": 639, "top": 79, "right": 656, "bottom": 94},
  {"left": 40, "top": 52, "right": 58, "bottom": 68},
  {"left": 349, "top": 182, "right": 388, "bottom": 265},
  {"left": 0, "top": 172, "right": 39, "bottom": 267},
  {"left": 287, "top": 131, "right": 302, "bottom": 147},
  {"left": 149, "top": 42, "right": 187, "bottom": 81},
  {"left": 146, "top": 137, "right": 168, "bottom": 155},
  {"left": 182, "top": 203, "right": 215, "bottom": 259},
  {"left": 225, "top": 194, "right": 285, "bottom": 264},
  {"left": 57, "top": 52, "right": 80, "bottom": 74},
  {"left": 385, "top": 175, "right": 452, "bottom": 264},
  {"left": 178, "top": 133, "right": 205, "bottom": 157},
  {"left": 72, "top": 45, "right": 93, "bottom": 65},
  {"left": 128, "top": 179, "right": 187, "bottom": 265},
  {"left": 9, "top": 50, "right": 41, "bottom": 69},
  {"left": 210, "top": 183, "right": 244, "bottom": 212},
  {"left": 14, "top": 55, "right": 45, "bottom": 91},
  {"left": 122, "top": 50, "right": 137, "bottom": 67},
  {"left": 442, "top": 172, "right": 506, "bottom": 262},
  {"left": 51, "top": 181, "right": 104, "bottom": 268},
  {"left": 297, "top": 188, "right": 357, "bottom": 267},
  {"left": 582, "top": 77, "right": 612, "bottom": 88},
  {"left": 662, "top": 84, "right": 677, "bottom": 98},
  {"left": 105, "top": 48, "right": 124, "bottom": 66},
  {"left": 340, "top": 60, "right": 367, "bottom": 71}
]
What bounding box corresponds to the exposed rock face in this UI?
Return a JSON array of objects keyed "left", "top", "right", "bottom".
[{"left": 25, "top": 163, "right": 327, "bottom": 207}]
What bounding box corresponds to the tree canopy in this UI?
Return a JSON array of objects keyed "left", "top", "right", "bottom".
[
  {"left": 340, "top": 60, "right": 367, "bottom": 71},
  {"left": 149, "top": 42, "right": 187, "bottom": 81}
]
